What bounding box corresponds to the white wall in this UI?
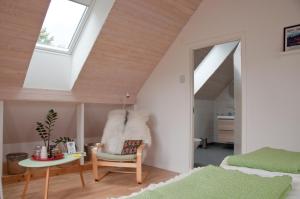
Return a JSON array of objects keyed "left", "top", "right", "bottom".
[
  {"left": 137, "top": 0, "right": 300, "bottom": 173},
  {"left": 194, "top": 100, "right": 214, "bottom": 142}
]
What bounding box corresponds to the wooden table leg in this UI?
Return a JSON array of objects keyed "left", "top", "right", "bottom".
[
  {"left": 78, "top": 160, "right": 85, "bottom": 187},
  {"left": 44, "top": 167, "right": 50, "bottom": 199},
  {"left": 22, "top": 168, "right": 31, "bottom": 199}
]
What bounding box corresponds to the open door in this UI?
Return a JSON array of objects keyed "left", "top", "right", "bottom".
[
  {"left": 192, "top": 40, "right": 242, "bottom": 168},
  {"left": 233, "top": 42, "right": 242, "bottom": 154}
]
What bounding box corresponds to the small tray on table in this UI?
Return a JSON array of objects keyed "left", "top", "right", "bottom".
[{"left": 31, "top": 153, "right": 64, "bottom": 161}]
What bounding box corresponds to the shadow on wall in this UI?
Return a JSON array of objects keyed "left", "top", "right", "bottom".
[
  {"left": 4, "top": 102, "right": 123, "bottom": 144},
  {"left": 143, "top": 114, "right": 171, "bottom": 169},
  {"left": 84, "top": 103, "right": 122, "bottom": 139},
  {"left": 3, "top": 101, "right": 122, "bottom": 156},
  {"left": 144, "top": 115, "right": 159, "bottom": 166},
  {"left": 4, "top": 101, "right": 77, "bottom": 144}
]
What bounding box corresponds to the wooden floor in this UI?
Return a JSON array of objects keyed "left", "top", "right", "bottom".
[{"left": 3, "top": 166, "right": 176, "bottom": 199}]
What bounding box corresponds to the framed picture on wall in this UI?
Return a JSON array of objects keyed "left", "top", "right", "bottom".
[{"left": 283, "top": 24, "right": 300, "bottom": 51}]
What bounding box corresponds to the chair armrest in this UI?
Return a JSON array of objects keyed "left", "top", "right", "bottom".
[
  {"left": 93, "top": 143, "right": 104, "bottom": 153},
  {"left": 136, "top": 143, "right": 145, "bottom": 157},
  {"left": 96, "top": 143, "right": 104, "bottom": 149}
]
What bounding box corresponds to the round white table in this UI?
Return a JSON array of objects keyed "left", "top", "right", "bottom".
[{"left": 19, "top": 154, "right": 85, "bottom": 199}]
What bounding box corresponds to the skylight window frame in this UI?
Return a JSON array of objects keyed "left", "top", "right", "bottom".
[{"left": 35, "top": 0, "right": 94, "bottom": 55}]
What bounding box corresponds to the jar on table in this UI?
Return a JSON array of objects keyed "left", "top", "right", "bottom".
[{"left": 33, "top": 145, "right": 42, "bottom": 158}]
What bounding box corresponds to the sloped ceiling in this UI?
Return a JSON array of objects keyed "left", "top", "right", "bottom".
[
  {"left": 0, "top": 0, "right": 50, "bottom": 88},
  {"left": 195, "top": 52, "right": 234, "bottom": 100},
  {"left": 73, "top": 0, "right": 202, "bottom": 100},
  {"left": 194, "top": 46, "right": 213, "bottom": 70},
  {"left": 0, "top": 0, "right": 202, "bottom": 103}
]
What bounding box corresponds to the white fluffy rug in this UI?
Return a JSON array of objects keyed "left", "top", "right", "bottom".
[{"left": 101, "top": 109, "right": 151, "bottom": 155}]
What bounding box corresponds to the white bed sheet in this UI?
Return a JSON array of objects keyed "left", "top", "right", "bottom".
[{"left": 220, "top": 157, "right": 300, "bottom": 199}]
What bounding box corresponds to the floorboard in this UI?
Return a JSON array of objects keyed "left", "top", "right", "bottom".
[{"left": 3, "top": 166, "right": 176, "bottom": 199}]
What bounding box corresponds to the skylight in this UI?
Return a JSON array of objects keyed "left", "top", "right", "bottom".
[
  {"left": 36, "top": 0, "right": 90, "bottom": 54},
  {"left": 25, "top": 0, "right": 115, "bottom": 91}
]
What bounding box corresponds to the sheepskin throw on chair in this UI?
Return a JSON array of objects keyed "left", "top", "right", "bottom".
[{"left": 101, "top": 109, "right": 151, "bottom": 155}]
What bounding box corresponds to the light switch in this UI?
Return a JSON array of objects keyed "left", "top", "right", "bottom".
[{"left": 179, "top": 75, "right": 185, "bottom": 83}]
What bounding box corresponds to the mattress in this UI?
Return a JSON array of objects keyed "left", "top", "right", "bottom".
[
  {"left": 116, "top": 163, "right": 294, "bottom": 199},
  {"left": 221, "top": 157, "right": 300, "bottom": 199}
]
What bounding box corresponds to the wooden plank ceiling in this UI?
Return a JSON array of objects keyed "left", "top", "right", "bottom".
[
  {"left": 73, "top": 0, "right": 202, "bottom": 100},
  {"left": 0, "top": 0, "right": 202, "bottom": 103},
  {"left": 0, "top": 0, "right": 50, "bottom": 88}
]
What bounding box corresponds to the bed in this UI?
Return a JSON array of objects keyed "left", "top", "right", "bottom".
[
  {"left": 221, "top": 157, "right": 300, "bottom": 199},
  {"left": 220, "top": 147, "right": 300, "bottom": 199},
  {"left": 116, "top": 166, "right": 291, "bottom": 199},
  {"left": 116, "top": 147, "right": 300, "bottom": 199}
]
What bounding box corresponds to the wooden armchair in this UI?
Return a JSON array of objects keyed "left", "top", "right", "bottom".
[{"left": 92, "top": 142, "right": 145, "bottom": 184}]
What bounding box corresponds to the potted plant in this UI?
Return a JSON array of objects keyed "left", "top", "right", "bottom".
[
  {"left": 35, "top": 109, "right": 58, "bottom": 157},
  {"left": 53, "top": 137, "right": 74, "bottom": 153}
]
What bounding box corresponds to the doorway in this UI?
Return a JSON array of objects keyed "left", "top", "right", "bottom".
[{"left": 192, "top": 40, "right": 242, "bottom": 167}]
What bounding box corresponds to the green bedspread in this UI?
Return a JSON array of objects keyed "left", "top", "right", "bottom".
[
  {"left": 128, "top": 166, "right": 291, "bottom": 199},
  {"left": 228, "top": 147, "right": 300, "bottom": 173}
]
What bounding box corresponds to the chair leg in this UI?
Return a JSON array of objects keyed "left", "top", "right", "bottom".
[
  {"left": 136, "top": 163, "right": 142, "bottom": 184},
  {"left": 92, "top": 149, "right": 99, "bottom": 181}
]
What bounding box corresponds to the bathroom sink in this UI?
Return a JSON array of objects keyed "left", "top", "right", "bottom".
[{"left": 217, "top": 115, "right": 234, "bottom": 120}]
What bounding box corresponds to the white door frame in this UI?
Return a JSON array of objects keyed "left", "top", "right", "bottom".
[{"left": 187, "top": 33, "right": 247, "bottom": 169}]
